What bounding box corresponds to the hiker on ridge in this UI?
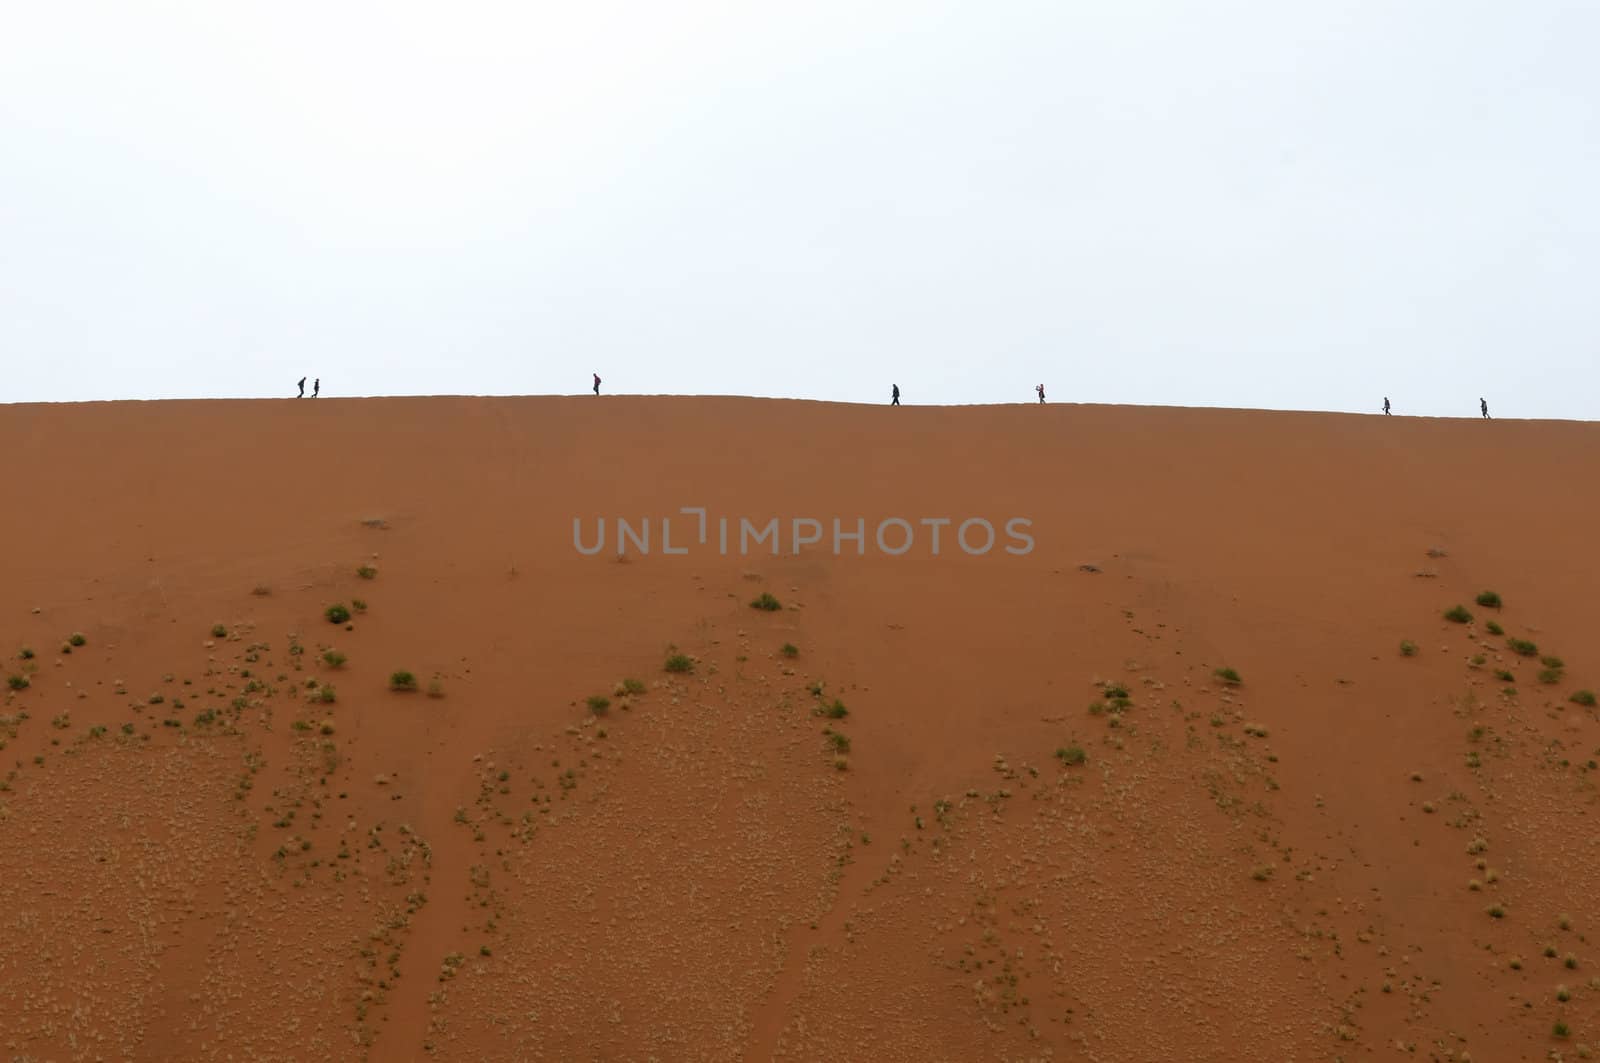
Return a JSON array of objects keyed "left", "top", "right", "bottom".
[
  {"left": 297, "top": 376, "right": 306, "bottom": 398},
  {"left": 891, "top": 384, "right": 900, "bottom": 406},
  {"left": 1383, "top": 397, "right": 1390, "bottom": 415},
  {"left": 594, "top": 373, "right": 601, "bottom": 396},
  {"left": 1480, "top": 397, "right": 1489, "bottom": 419},
  {"left": 1037, "top": 384, "right": 1046, "bottom": 404},
  {"left": 313, "top": 378, "right": 321, "bottom": 398}
]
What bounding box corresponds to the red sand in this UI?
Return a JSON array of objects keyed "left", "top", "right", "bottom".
[{"left": 2, "top": 396, "right": 1599, "bottom": 1060}]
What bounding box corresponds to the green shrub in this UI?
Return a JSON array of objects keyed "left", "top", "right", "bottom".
[
  {"left": 1485, "top": 620, "right": 1504, "bottom": 636},
  {"left": 1475, "top": 591, "right": 1502, "bottom": 609},
  {"left": 389, "top": 671, "right": 418, "bottom": 692},
  {"left": 621, "top": 678, "right": 646, "bottom": 694},
  {"left": 211, "top": 624, "right": 228, "bottom": 638},
  {"left": 1399, "top": 640, "right": 1418, "bottom": 657},
  {"left": 351, "top": 599, "right": 368, "bottom": 613},
  {"left": 750, "top": 592, "right": 781, "bottom": 612},
  {"left": 586, "top": 695, "right": 611, "bottom": 714},
  {"left": 1541, "top": 655, "right": 1565, "bottom": 670},
  {"left": 1214, "top": 667, "right": 1242, "bottom": 685},
  {"left": 1495, "top": 669, "right": 1515, "bottom": 683},
  {"left": 17, "top": 648, "right": 33, "bottom": 660},
  {"left": 823, "top": 699, "right": 849, "bottom": 719},
  {"left": 780, "top": 643, "right": 799, "bottom": 658},
  {"left": 1507, "top": 638, "right": 1538, "bottom": 657},
  {"left": 68, "top": 632, "right": 86, "bottom": 647},
  {"left": 1055, "top": 745, "right": 1087, "bottom": 766},
  {"left": 322, "top": 650, "right": 347, "bottom": 668},
  {"left": 1539, "top": 668, "right": 1563, "bottom": 685},
  {"left": 6, "top": 675, "right": 28, "bottom": 691},
  {"left": 356, "top": 565, "right": 377, "bottom": 580},
  {"left": 318, "top": 685, "right": 337, "bottom": 704},
  {"left": 664, "top": 654, "right": 694, "bottom": 674},
  {"left": 326, "top": 604, "right": 351, "bottom": 625},
  {"left": 1443, "top": 605, "right": 1473, "bottom": 624},
  {"left": 823, "top": 728, "right": 850, "bottom": 753},
  {"left": 1572, "top": 690, "right": 1598, "bottom": 707}
]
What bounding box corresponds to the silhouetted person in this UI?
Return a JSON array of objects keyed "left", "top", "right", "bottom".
[
  {"left": 313, "top": 378, "right": 320, "bottom": 398},
  {"left": 1383, "top": 397, "right": 1390, "bottom": 415},
  {"left": 297, "top": 376, "right": 306, "bottom": 398},
  {"left": 593, "top": 373, "right": 601, "bottom": 396},
  {"left": 1480, "top": 397, "right": 1489, "bottom": 419},
  {"left": 891, "top": 384, "right": 900, "bottom": 406},
  {"left": 1037, "top": 384, "right": 1046, "bottom": 404}
]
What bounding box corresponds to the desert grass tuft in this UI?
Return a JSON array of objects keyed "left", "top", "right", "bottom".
[{"left": 1055, "top": 745, "right": 1087, "bottom": 766}]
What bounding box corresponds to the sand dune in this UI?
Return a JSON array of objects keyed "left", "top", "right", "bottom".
[{"left": 2, "top": 396, "right": 1599, "bottom": 1061}]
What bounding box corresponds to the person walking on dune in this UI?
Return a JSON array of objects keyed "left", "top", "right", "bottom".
[
  {"left": 297, "top": 376, "right": 306, "bottom": 398},
  {"left": 313, "top": 378, "right": 320, "bottom": 398},
  {"left": 1480, "top": 397, "right": 1489, "bottom": 419},
  {"left": 1383, "top": 397, "right": 1390, "bottom": 415},
  {"left": 1036, "top": 384, "right": 1046, "bottom": 404},
  {"left": 891, "top": 384, "right": 900, "bottom": 406},
  {"left": 594, "top": 373, "right": 601, "bottom": 396}
]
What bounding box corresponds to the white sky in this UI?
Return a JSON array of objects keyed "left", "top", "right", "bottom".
[{"left": 2, "top": 1, "right": 1597, "bottom": 416}]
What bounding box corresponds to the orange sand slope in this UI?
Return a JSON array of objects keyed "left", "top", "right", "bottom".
[{"left": 2, "top": 396, "right": 1599, "bottom": 1061}]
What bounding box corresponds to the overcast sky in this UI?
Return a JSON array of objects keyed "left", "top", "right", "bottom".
[{"left": 3, "top": 1, "right": 1596, "bottom": 417}]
